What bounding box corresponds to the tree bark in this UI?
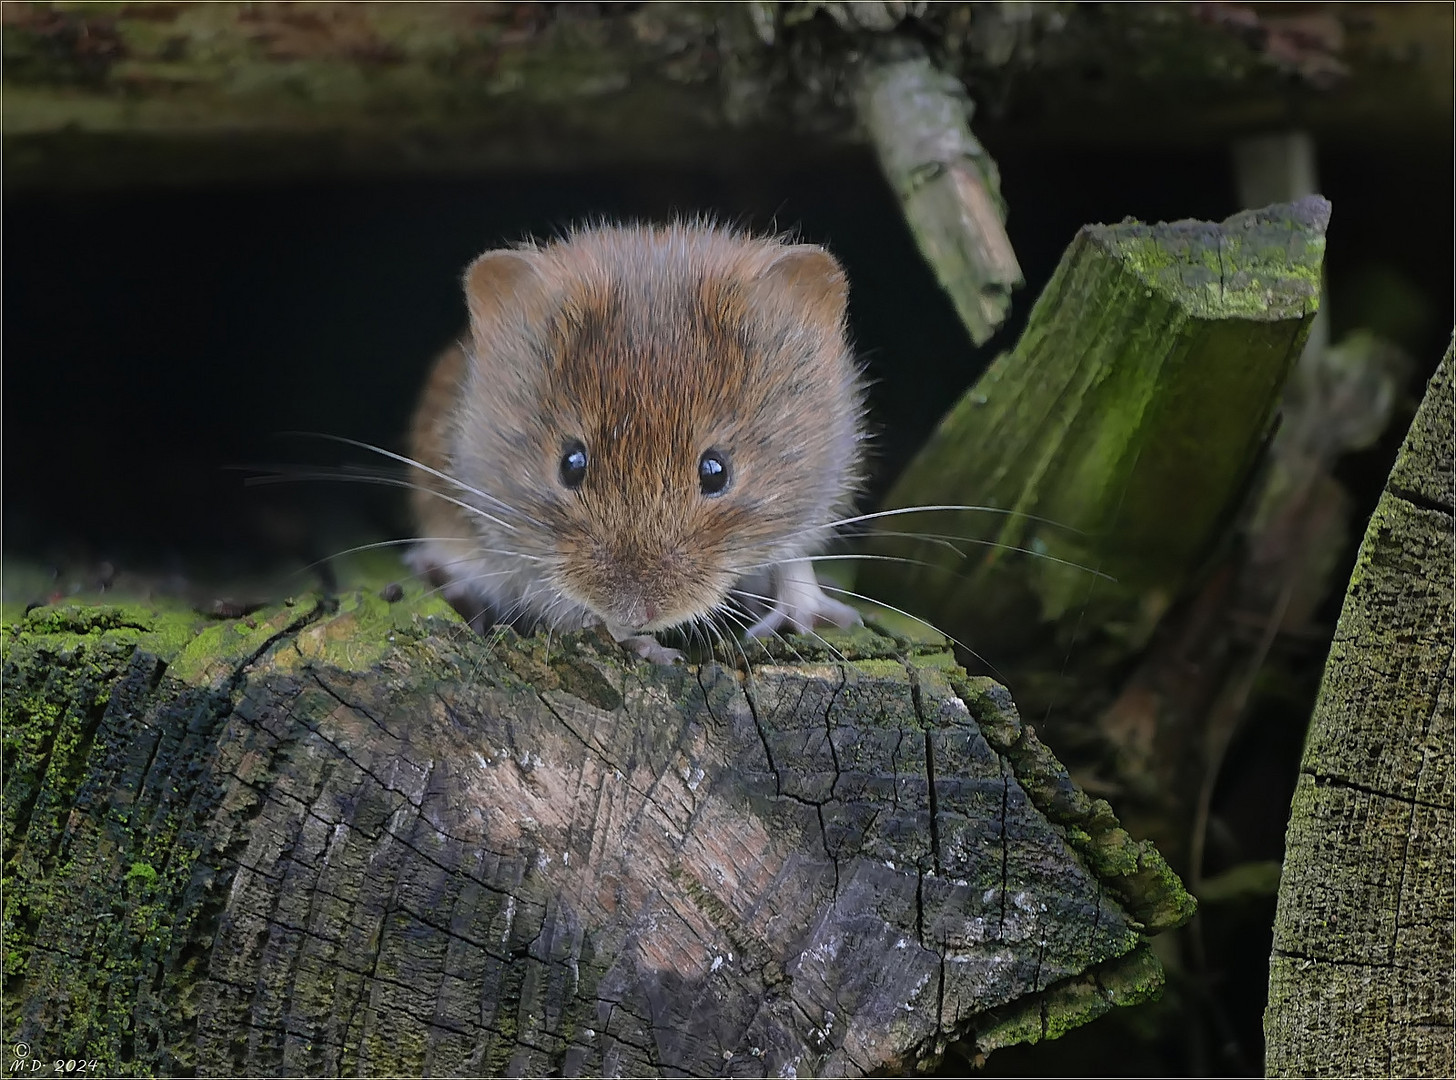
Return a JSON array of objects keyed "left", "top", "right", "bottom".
[
  {"left": 1264, "top": 339, "right": 1453, "bottom": 1077},
  {"left": 3, "top": 594, "right": 1192, "bottom": 1076}
]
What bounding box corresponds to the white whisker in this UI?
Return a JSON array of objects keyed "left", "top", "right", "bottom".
[
  {"left": 713, "top": 606, "right": 764, "bottom": 673},
  {"left": 278, "top": 431, "right": 544, "bottom": 528},
  {"left": 736, "top": 545, "right": 1112, "bottom": 582},
  {"left": 248, "top": 466, "right": 521, "bottom": 533},
  {"left": 825, "top": 504, "right": 1084, "bottom": 534},
  {"left": 796, "top": 580, "right": 1006, "bottom": 682},
  {"left": 719, "top": 587, "right": 849, "bottom": 666},
  {"left": 296, "top": 536, "right": 543, "bottom": 576}
]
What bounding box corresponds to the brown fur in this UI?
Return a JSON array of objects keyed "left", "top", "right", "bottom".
[{"left": 407, "top": 223, "right": 865, "bottom": 635}]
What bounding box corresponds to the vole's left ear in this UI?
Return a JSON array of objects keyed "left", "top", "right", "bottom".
[{"left": 753, "top": 245, "right": 850, "bottom": 334}]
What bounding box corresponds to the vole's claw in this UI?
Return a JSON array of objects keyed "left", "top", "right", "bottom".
[{"left": 619, "top": 633, "right": 686, "bottom": 665}]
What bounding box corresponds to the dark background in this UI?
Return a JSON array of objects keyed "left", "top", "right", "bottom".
[{"left": 4, "top": 133, "right": 1451, "bottom": 1074}]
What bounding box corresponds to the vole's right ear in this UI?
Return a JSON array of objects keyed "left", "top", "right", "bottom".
[{"left": 462, "top": 249, "right": 551, "bottom": 343}]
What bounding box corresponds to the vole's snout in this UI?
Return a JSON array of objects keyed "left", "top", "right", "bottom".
[
  {"left": 602, "top": 583, "right": 673, "bottom": 633},
  {"left": 609, "top": 595, "right": 654, "bottom": 632},
  {"left": 581, "top": 543, "right": 704, "bottom": 633}
]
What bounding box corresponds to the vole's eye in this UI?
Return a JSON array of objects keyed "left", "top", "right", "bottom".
[
  {"left": 698, "top": 449, "right": 731, "bottom": 496},
  {"left": 559, "top": 440, "right": 588, "bottom": 490}
]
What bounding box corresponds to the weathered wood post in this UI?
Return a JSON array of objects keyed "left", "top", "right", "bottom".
[
  {"left": 1264, "top": 341, "right": 1453, "bottom": 1077},
  {"left": 863, "top": 198, "right": 1328, "bottom": 734}
]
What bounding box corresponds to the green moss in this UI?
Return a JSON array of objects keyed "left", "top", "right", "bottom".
[
  {"left": 946, "top": 671, "right": 1196, "bottom": 934},
  {"left": 872, "top": 202, "right": 1326, "bottom": 697},
  {"left": 968, "top": 944, "right": 1165, "bottom": 1056},
  {"left": 363, "top": 1023, "right": 429, "bottom": 1077},
  {"left": 5, "top": 579, "right": 1193, "bottom": 1070},
  {"left": 970, "top": 995, "right": 1046, "bottom": 1052},
  {"left": 6, "top": 599, "right": 233, "bottom": 673},
  {"left": 16, "top": 602, "right": 154, "bottom": 635},
  {"left": 269, "top": 579, "right": 456, "bottom": 676},
  {"left": 168, "top": 610, "right": 283, "bottom": 685},
  {"left": 850, "top": 657, "right": 912, "bottom": 681},
  {"left": 3, "top": 597, "right": 269, "bottom": 1073},
  {"left": 124, "top": 861, "right": 158, "bottom": 887},
  {"left": 550, "top": 648, "right": 625, "bottom": 712},
  {"left": 669, "top": 864, "right": 739, "bottom": 935},
  {"left": 551, "top": 930, "right": 605, "bottom": 1054},
  {"left": 1040, "top": 979, "right": 1115, "bottom": 1041},
  {"left": 702, "top": 621, "right": 905, "bottom": 666}
]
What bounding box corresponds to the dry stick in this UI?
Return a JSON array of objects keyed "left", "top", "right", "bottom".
[{"left": 855, "top": 41, "right": 1023, "bottom": 347}]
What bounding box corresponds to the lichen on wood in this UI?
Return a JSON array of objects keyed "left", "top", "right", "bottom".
[
  {"left": 4, "top": 581, "right": 1191, "bottom": 1075},
  {"left": 1264, "top": 340, "right": 1453, "bottom": 1078}
]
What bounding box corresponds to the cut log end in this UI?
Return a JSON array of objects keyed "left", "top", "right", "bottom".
[
  {"left": 2, "top": 588, "right": 1191, "bottom": 1076},
  {"left": 1265, "top": 338, "right": 1454, "bottom": 1077}
]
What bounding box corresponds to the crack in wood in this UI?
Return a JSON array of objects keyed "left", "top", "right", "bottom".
[
  {"left": 1269, "top": 946, "right": 1398, "bottom": 969},
  {"left": 735, "top": 670, "right": 783, "bottom": 797},
  {"left": 533, "top": 690, "right": 686, "bottom": 834},
  {"left": 6, "top": 599, "right": 1179, "bottom": 1074},
  {"left": 997, "top": 767, "right": 1011, "bottom": 941},
  {"left": 1302, "top": 769, "right": 1447, "bottom": 809},
  {"left": 822, "top": 665, "right": 847, "bottom": 801},
  {"left": 309, "top": 670, "right": 405, "bottom": 743},
  {"left": 1387, "top": 483, "right": 1454, "bottom": 517}
]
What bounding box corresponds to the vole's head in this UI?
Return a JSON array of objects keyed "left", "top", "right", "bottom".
[{"left": 450, "top": 224, "right": 864, "bottom": 635}]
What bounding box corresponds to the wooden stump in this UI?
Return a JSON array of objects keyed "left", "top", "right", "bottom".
[{"left": 3, "top": 591, "right": 1192, "bottom": 1076}]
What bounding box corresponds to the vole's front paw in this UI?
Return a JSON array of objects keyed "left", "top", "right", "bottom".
[
  {"left": 619, "top": 634, "right": 685, "bottom": 666},
  {"left": 745, "top": 559, "right": 862, "bottom": 638}
]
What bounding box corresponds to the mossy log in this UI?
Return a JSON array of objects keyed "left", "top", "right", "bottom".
[
  {"left": 3, "top": 3, "right": 1450, "bottom": 191},
  {"left": 864, "top": 197, "right": 1327, "bottom": 732},
  {"left": 1264, "top": 340, "right": 1453, "bottom": 1077},
  {"left": 2, "top": 588, "right": 1193, "bottom": 1077}
]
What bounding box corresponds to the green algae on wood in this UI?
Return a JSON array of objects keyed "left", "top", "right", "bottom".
[
  {"left": 962, "top": 943, "right": 1166, "bottom": 1063},
  {"left": 953, "top": 673, "right": 1196, "bottom": 936},
  {"left": 865, "top": 197, "right": 1328, "bottom": 728},
  {"left": 4, "top": 591, "right": 1190, "bottom": 1074},
  {"left": 1264, "top": 339, "right": 1453, "bottom": 1078}
]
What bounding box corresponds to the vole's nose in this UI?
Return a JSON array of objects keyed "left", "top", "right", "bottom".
[
  {"left": 611, "top": 595, "right": 651, "bottom": 630},
  {"left": 594, "top": 545, "right": 681, "bottom": 629},
  {"left": 610, "top": 596, "right": 667, "bottom": 633}
]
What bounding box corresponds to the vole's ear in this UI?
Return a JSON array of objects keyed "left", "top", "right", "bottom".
[
  {"left": 462, "top": 248, "right": 551, "bottom": 345},
  {"left": 754, "top": 245, "right": 849, "bottom": 334}
]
